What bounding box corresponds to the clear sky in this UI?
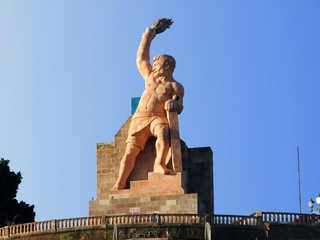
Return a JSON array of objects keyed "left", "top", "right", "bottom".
[{"left": 1, "top": 0, "right": 320, "bottom": 221}]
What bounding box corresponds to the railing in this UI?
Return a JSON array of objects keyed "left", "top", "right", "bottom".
[
  {"left": 1, "top": 213, "right": 319, "bottom": 238},
  {"left": 106, "top": 214, "right": 205, "bottom": 225},
  {"left": 261, "top": 212, "right": 320, "bottom": 224},
  {"left": 0, "top": 216, "right": 106, "bottom": 239},
  {"left": 212, "top": 214, "right": 258, "bottom": 226},
  {"left": 0, "top": 214, "right": 204, "bottom": 238}
]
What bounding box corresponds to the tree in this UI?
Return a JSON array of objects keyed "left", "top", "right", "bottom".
[{"left": 0, "top": 158, "right": 35, "bottom": 227}]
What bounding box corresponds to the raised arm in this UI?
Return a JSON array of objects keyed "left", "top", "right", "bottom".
[{"left": 136, "top": 28, "right": 156, "bottom": 81}]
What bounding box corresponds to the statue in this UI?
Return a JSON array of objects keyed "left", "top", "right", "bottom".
[{"left": 112, "top": 18, "right": 184, "bottom": 190}]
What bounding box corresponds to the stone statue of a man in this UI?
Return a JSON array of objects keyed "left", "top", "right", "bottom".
[{"left": 112, "top": 24, "right": 184, "bottom": 190}]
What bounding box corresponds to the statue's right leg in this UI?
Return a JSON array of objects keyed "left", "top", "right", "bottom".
[{"left": 112, "top": 143, "right": 141, "bottom": 190}]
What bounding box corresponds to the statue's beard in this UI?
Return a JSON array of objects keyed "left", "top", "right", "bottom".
[{"left": 152, "top": 69, "right": 166, "bottom": 79}]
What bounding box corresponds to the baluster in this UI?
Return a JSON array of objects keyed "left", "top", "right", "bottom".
[
  {"left": 164, "top": 215, "right": 168, "bottom": 224},
  {"left": 162, "top": 215, "right": 166, "bottom": 224},
  {"left": 190, "top": 215, "right": 194, "bottom": 224},
  {"left": 290, "top": 213, "right": 294, "bottom": 223}
]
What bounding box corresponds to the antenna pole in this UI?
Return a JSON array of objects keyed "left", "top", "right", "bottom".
[{"left": 297, "top": 145, "right": 302, "bottom": 214}]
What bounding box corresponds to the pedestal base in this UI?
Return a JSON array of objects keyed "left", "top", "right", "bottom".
[{"left": 89, "top": 172, "right": 198, "bottom": 215}]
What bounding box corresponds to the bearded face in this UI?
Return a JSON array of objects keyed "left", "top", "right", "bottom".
[
  {"left": 152, "top": 55, "right": 175, "bottom": 79},
  {"left": 152, "top": 59, "right": 167, "bottom": 78}
]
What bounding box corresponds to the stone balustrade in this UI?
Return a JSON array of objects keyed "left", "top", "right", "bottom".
[
  {"left": 0, "top": 212, "right": 319, "bottom": 239},
  {"left": 0, "top": 214, "right": 204, "bottom": 238},
  {"left": 212, "top": 214, "right": 258, "bottom": 226},
  {"left": 260, "top": 212, "right": 320, "bottom": 224}
]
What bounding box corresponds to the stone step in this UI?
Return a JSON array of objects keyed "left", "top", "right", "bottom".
[
  {"left": 108, "top": 172, "right": 186, "bottom": 200},
  {"left": 128, "top": 173, "right": 185, "bottom": 197}
]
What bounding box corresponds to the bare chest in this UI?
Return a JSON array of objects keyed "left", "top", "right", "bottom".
[{"left": 147, "top": 81, "right": 174, "bottom": 98}]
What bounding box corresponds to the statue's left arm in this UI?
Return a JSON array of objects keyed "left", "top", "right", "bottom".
[{"left": 165, "top": 82, "right": 184, "bottom": 114}]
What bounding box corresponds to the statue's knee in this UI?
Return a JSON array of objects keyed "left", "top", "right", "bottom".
[
  {"left": 155, "top": 124, "right": 169, "bottom": 136},
  {"left": 124, "top": 142, "right": 141, "bottom": 158},
  {"left": 154, "top": 126, "right": 170, "bottom": 144}
]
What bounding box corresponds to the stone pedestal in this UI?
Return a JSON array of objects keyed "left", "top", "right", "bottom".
[
  {"left": 90, "top": 171, "right": 198, "bottom": 215},
  {"left": 89, "top": 116, "right": 213, "bottom": 216}
]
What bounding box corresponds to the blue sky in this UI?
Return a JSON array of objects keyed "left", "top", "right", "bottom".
[{"left": 1, "top": 1, "right": 320, "bottom": 221}]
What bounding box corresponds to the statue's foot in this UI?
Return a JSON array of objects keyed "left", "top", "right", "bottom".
[
  {"left": 110, "top": 183, "right": 126, "bottom": 191},
  {"left": 153, "top": 164, "right": 175, "bottom": 175}
]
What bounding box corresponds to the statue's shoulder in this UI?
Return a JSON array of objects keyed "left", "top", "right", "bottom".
[{"left": 171, "top": 80, "right": 184, "bottom": 91}]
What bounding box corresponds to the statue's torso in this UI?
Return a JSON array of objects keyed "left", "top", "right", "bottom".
[{"left": 135, "top": 77, "right": 176, "bottom": 117}]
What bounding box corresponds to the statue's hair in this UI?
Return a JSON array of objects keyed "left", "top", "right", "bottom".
[{"left": 153, "top": 54, "right": 176, "bottom": 73}]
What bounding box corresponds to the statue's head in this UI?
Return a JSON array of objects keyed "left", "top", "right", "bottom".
[{"left": 153, "top": 54, "right": 176, "bottom": 75}]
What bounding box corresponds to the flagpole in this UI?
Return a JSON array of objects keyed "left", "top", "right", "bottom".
[{"left": 297, "top": 145, "right": 302, "bottom": 214}]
